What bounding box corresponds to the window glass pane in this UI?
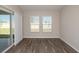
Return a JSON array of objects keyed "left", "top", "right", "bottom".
[
  {"left": 43, "top": 29, "right": 51, "bottom": 32},
  {"left": 31, "top": 16, "right": 39, "bottom": 24},
  {"left": 43, "top": 25, "right": 51, "bottom": 29},
  {"left": 43, "top": 25, "right": 52, "bottom": 32},
  {"left": 30, "top": 16, "right": 39, "bottom": 32},
  {"left": 42, "top": 16, "right": 52, "bottom": 32},
  {"left": 31, "top": 24, "right": 39, "bottom": 32},
  {"left": 0, "top": 15, "right": 10, "bottom": 34},
  {"left": 42, "top": 16, "right": 52, "bottom": 24}
]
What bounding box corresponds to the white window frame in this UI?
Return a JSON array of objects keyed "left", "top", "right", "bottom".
[
  {"left": 42, "top": 16, "right": 52, "bottom": 32},
  {"left": 30, "top": 16, "right": 52, "bottom": 33}
]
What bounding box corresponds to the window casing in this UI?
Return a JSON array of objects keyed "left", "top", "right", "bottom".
[{"left": 30, "top": 16, "right": 52, "bottom": 32}]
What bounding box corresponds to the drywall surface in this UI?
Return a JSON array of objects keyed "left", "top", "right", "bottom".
[
  {"left": 60, "top": 6, "right": 79, "bottom": 52},
  {"left": 23, "top": 10, "right": 60, "bottom": 38},
  {"left": 3, "top": 5, "right": 23, "bottom": 45}
]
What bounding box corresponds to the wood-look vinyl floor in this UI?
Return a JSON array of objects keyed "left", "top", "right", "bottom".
[{"left": 6, "top": 38, "right": 77, "bottom": 53}]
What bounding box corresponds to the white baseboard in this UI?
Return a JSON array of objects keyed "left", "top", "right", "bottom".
[
  {"left": 60, "top": 37, "right": 79, "bottom": 52},
  {"left": 2, "top": 44, "right": 14, "bottom": 53},
  {"left": 14, "top": 38, "right": 23, "bottom": 46},
  {"left": 24, "top": 35, "right": 60, "bottom": 38}
]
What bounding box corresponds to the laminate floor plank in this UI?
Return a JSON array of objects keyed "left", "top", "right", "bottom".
[{"left": 6, "top": 38, "right": 77, "bottom": 53}]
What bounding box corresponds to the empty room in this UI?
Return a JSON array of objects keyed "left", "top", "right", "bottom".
[{"left": 0, "top": 5, "right": 79, "bottom": 53}]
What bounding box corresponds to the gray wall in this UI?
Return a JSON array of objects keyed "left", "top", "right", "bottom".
[
  {"left": 23, "top": 10, "right": 60, "bottom": 38},
  {"left": 60, "top": 6, "right": 79, "bottom": 52}
]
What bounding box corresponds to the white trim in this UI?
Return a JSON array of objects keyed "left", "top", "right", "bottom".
[
  {"left": 2, "top": 44, "right": 14, "bottom": 53},
  {"left": 60, "top": 37, "right": 79, "bottom": 52},
  {"left": 24, "top": 35, "right": 60, "bottom": 38},
  {"left": 0, "top": 5, "right": 14, "bottom": 14},
  {"left": 14, "top": 38, "right": 23, "bottom": 46}
]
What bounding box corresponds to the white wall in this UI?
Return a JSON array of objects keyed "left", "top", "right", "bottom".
[
  {"left": 23, "top": 10, "right": 60, "bottom": 38},
  {"left": 60, "top": 6, "right": 79, "bottom": 52},
  {"left": 3, "top": 5, "right": 23, "bottom": 45}
]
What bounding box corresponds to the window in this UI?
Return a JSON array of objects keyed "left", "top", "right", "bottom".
[
  {"left": 0, "top": 15, "right": 10, "bottom": 34},
  {"left": 30, "top": 16, "right": 52, "bottom": 32},
  {"left": 42, "top": 16, "right": 52, "bottom": 32},
  {"left": 30, "top": 16, "right": 39, "bottom": 32}
]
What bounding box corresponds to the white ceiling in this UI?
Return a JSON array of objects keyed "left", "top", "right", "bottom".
[{"left": 19, "top": 5, "right": 64, "bottom": 11}]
